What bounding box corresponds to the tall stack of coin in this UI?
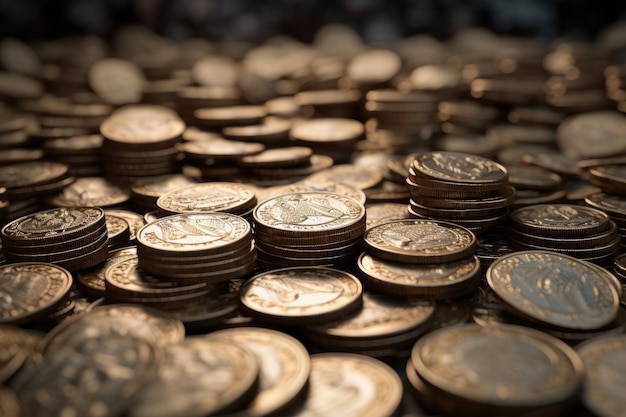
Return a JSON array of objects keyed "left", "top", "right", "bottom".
[
  {"left": 252, "top": 192, "right": 365, "bottom": 269},
  {"left": 407, "top": 324, "right": 584, "bottom": 417},
  {"left": 99, "top": 104, "right": 186, "bottom": 184},
  {"left": 508, "top": 204, "right": 621, "bottom": 265},
  {"left": 136, "top": 212, "right": 256, "bottom": 285},
  {"left": 363, "top": 89, "right": 439, "bottom": 152},
  {"left": 0, "top": 207, "right": 108, "bottom": 272},
  {"left": 406, "top": 151, "right": 514, "bottom": 235},
  {"left": 360, "top": 219, "right": 481, "bottom": 299},
  {"left": 156, "top": 182, "right": 257, "bottom": 220},
  {"left": 289, "top": 117, "right": 364, "bottom": 163}
]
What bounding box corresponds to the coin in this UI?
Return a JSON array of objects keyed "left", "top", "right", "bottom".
[
  {"left": 286, "top": 353, "right": 402, "bottom": 417},
  {"left": 239, "top": 267, "right": 363, "bottom": 325},
  {"left": 411, "top": 151, "right": 508, "bottom": 185},
  {"left": 506, "top": 165, "right": 563, "bottom": 191},
  {"left": 0, "top": 262, "right": 72, "bottom": 326},
  {"left": 88, "top": 57, "right": 145, "bottom": 105},
  {"left": 409, "top": 324, "right": 584, "bottom": 416},
  {"left": 307, "top": 164, "right": 383, "bottom": 190},
  {"left": 363, "top": 219, "right": 476, "bottom": 264},
  {"left": 487, "top": 250, "right": 620, "bottom": 330},
  {"left": 0, "top": 324, "right": 40, "bottom": 383},
  {"left": 365, "top": 203, "right": 410, "bottom": 230},
  {"left": 262, "top": 179, "right": 366, "bottom": 205},
  {"left": 157, "top": 182, "right": 256, "bottom": 215},
  {"left": 207, "top": 327, "right": 311, "bottom": 417},
  {"left": 104, "top": 209, "right": 145, "bottom": 242},
  {"left": 76, "top": 247, "right": 137, "bottom": 297},
  {"left": 129, "top": 338, "right": 259, "bottom": 417},
  {"left": 576, "top": 334, "right": 626, "bottom": 417},
  {"left": 557, "top": 111, "right": 626, "bottom": 159},
  {"left": 182, "top": 133, "right": 265, "bottom": 160},
  {"left": 239, "top": 146, "right": 313, "bottom": 168},
  {"left": 194, "top": 105, "right": 267, "bottom": 127},
  {"left": 510, "top": 204, "right": 612, "bottom": 237},
  {"left": 45, "top": 176, "right": 131, "bottom": 207},
  {"left": 357, "top": 253, "right": 481, "bottom": 299}
]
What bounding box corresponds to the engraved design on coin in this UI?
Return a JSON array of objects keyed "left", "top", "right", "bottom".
[
  {"left": 415, "top": 151, "right": 507, "bottom": 183},
  {"left": 513, "top": 205, "right": 607, "bottom": 228},
  {"left": 157, "top": 183, "right": 254, "bottom": 213},
  {"left": 138, "top": 213, "right": 249, "bottom": 250},
  {"left": 2, "top": 207, "right": 103, "bottom": 240},
  {"left": 255, "top": 192, "right": 364, "bottom": 231},
  {"left": 101, "top": 105, "right": 185, "bottom": 143},
  {"left": 487, "top": 251, "right": 619, "bottom": 329}
]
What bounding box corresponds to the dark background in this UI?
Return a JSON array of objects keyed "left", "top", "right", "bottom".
[{"left": 1, "top": 0, "right": 625, "bottom": 44}]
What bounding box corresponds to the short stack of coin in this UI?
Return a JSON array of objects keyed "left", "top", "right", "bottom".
[
  {"left": 156, "top": 182, "right": 257, "bottom": 220},
  {"left": 0, "top": 160, "right": 74, "bottom": 201},
  {"left": 360, "top": 219, "right": 481, "bottom": 299},
  {"left": 585, "top": 193, "right": 626, "bottom": 247},
  {"left": 252, "top": 192, "right": 366, "bottom": 269},
  {"left": 136, "top": 212, "right": 256, "bottom": 285},
  {"left": 42, "top": 134, "right": 104, "bottom": 177},
  {"left": 508, "top": 204, "right": 621, "bottom": 265},
  {"left": 407, "top": 324, "right": 584, "bottom": 417},
  {"left": 99, "top": 104, "right": 186, "bottom": 183},
  {"left": 583, "top": 163, "right": 626, "bottom": 195},
  {"left": 0, "top": 207, "right": 108, "bottom": 272},
  {"left": 289, "top": 117, "right": 364, "bottom": 163},
  {"left": 301, "top": 292, "right": 436, "bottom": 357},
  {"left": 407, "top": 151, "right": 514, "bottom": 235},
  {"left": 104, "top": 255, "right": 211, "bottom": 309},
  {"left": 294, "top": 89, "right": 361, "bottom": 119}
]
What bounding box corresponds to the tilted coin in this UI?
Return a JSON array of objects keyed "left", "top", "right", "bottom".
[
  {"left": 157, "top": 182, "right": 256, "bottom": 215},
  {"left": 45, "top": 176, "right": 131, "bottom": 207},
  {"left": 411, "top": 151, "right": 508, "bottom": 184},
  {"left": 105, "top": 213, "right": 131, "bottom": 247},
  {"left": 0, "top": 160, "right": 69, "bottom": 188},
  {"left": 410, "top": 324, "right": 584, "bottom": 416},
  {"left": 556, "top": 111, "right": 626, "bottom": 159},
  {"left": 585, "top": 192, "right": 626, "bottom": 217},
  {"left": 89, "top": 57, "right": 145, "bottom": 105},
  {"left": 76, "top": 246, "right": 137, "bottom": 297},
  {"left": 363, "top": 219, "right": 476, "bottom": 264},
  {"left": 510, "top": 204, "right": 612, "bottom": 237},
  {"left": 240, "top": 267, "right": 363, "bottom": 325},
  {"left": 104, "top": 209, "right": 145, "bottom": 242},
  {"left": 576, "top": 335, "right": 626, "bottom": 417},
  {"left": 487, "top": 250, "right": 620, "bottom": 330},
  {"left": 238, "top": 146, "right": 313, "bottom": 168},
  {"left": 357, "top": 253, "right": 481, "bottom": 299},
  {"left": 207, "top": 327, "right": 311, "bottom": 417},
  {"left": 285, "top": 353, "right": 402, "bottom": 417},
  {"left": 0, "top": 262, "right": 72, "bottom": 326},
  {"left": 14, "top": 335, "right": 157, "bottom": 417},
  {"left": 129, "top": 338, "right": 259, "bottom": 417}
]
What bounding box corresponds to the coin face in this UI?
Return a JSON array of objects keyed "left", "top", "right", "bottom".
[
  {"left": 0, "top": 263, "right": 72, "bottom": 325},
  {"left": 240, "top": 267, "right": 363, "bottom": 324},
  {"left": 287, "top": 353, "right": 402, "bottom": 417},
  {"left": 412, "top": 151, "right": 508, "bottom": 184},
  {"left": 100, "top": 104, "right": 185, "bottom": 144},
  {"left": 290, "top": 118, "right": 364, "bottom": 143},
  {"left": 510, "top": 204, "right": 611, "bottom": 237},
  {"left": 0, "top": 160, "right": 68, "bottom": 188},
  {"left": 137, "top": 212, "right": 250, "bottom": 253},
  {"left": 557, "top": 111, "right": 626, "bottom": 159},
  {"left": 157, "top": 182, "right": 256, "bottom": 215},
  {"left": 307, "top": 164, "right": 383, "bottom": 190},
  {"left": 363, "top": 219, "right": 476, "bottom": 264},
  {"left": 47, "top": 177, "right": 131, "bottom": 207},
  {"left": 253, "top": 192, "right": 365, "bottom": 235},
  {"left": 89, "top": 58, "right": 145, "bottom": 105},
  {"left": 487, "top": 250, "right": 619, "bottom": 330},
  {"left": 410, "top": 324, "right": 584, "bottom": 409},
  {"left": 208, "top": 327, "right": 310, "bottom": 417},
  {"left": 577, "top": 335, "right": 626, "bottom": 417}
]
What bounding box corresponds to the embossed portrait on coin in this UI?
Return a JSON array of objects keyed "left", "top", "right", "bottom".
[
  {"left": 253, "top": 275, "right": 344, "bottom": 307},
  {"left": 382, "top": 224, "right": 456, "bottom": 250},
  {"left": 431, "top": 153, "right": 491, "bottom": 180},
  {"left": 272, "top": 196, "right": 345, "bottom": 226},
  {"left": 19, "top": 208, "right": 88, "bottom": 233},
  {"left": 0, "top": 270, "right": 49, "bottom": 311},
  {"left": 511, "top": 261, "right": 601, "bottom": 314}
]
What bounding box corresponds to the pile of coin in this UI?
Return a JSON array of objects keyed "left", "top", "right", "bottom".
[
  {"left": 407, "top": 324, "right": 584, "bottom": 416},
  {"left": 100, "top": 105, "right": 186, "bottom": 183},
  {"left": 0, "top": 207, "right": 108, "bottom": 272},
  {"left": 508, "top": 204, "right": 621, "bottom": 265},
  {"left": 136, "top": 212, "right": 256, "bottom": 285},
  {"left": 406, "top": 151, "right": 514, "bottom": 235},
  {"left": 252, "top": 191, "right": 366, "bottom": 269}
]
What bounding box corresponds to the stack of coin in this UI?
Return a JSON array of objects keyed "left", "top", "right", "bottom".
[
  {"left": 45, "top": 176, "right": 131, "bottom": 208},
  {"left": 258, "top": 178, "right": 366, "bottom": 206},
  {"left": 407, "top": 324, "right": 584, "bottom": 417},
  {"left": 156, "top": 182, "right": 257, "bottom": 220},
  {"left": 302, "top": 292, "right": 435, "bottom": 357},
  {"left": 0, "top": 207, "right": 108, "bottom": 272},
  {"left": 99, "top": 104, "right": 186, "bottom": 183},
  {"left": 42, "top": 134, "right": 104, "bottom": 177},
  {"left": 193, "top": 105, "right": 267, "bottom": 130},
  {"left": 294, "top": 89, "right": 361, "bottom": 119},
  {"left": 0, "top": 160, "right": 74, "bottom": 201},
  {"left": 104, "top": 213, "right": 131, "bottom": 249},
  {"left": 583, "top": 163, "right": 626, "bottom": 195},
  {"left": 363, "top": 89, "right": 439, "bottom": 152},
  {"left": 437, "top": 99, "right": 500, "bottom": 135},
  {"left": 181, "top": 127, "right": 264, "bottom": 181},
  {"left": 104, "top": 255, "right": 210, "bottom": 309},
  {"left": 508, "top": 204, "right": 621, "bottom": 265},
  {"left": 252, "top": 192, "right": 365, "bottom": 269},
  {"left": 406, "top": 151, "right": 513, "bottom": 235},
  {"left": 612, "top": 253, "right": 626, "bottom": 289},
  {"left": 237, "top": 146, "right": 333, "bottom": 186},
  {"left": 136, "top": 212, "right": 256, "bottom": 284},
  {"left": 289, "top": 117, "right": 364, "bottom": 163},
  {"left": 175, "top": 86, "right": 242, "bottom": 123},
  {"left": 130, "top": 173, "right": 196, "bottom": 212},
  {"left": 0, "top": 109, "right": 32, "bottom": 149},
  {"left": 222, "top": 117, "right": 293, "bottom": 148}
]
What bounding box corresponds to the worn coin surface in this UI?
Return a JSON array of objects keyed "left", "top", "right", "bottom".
[
  {"left": 363, "top": 219, "right": 476, "bottom": 264},
  {"left": 240, "top": 267, "right": 363, "bottom": 325},
  {"left": 487, "top": 250, "right": 619, "bottom": 330}
]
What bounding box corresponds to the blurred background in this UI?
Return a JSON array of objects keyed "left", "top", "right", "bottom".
[{"left": 1, "top": 0, "right": 625, "bottom": 44}]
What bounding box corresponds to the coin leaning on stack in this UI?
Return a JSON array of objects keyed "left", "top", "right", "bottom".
[{"left": 252, "top": 191, "right": 366, "bottom": 269}]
